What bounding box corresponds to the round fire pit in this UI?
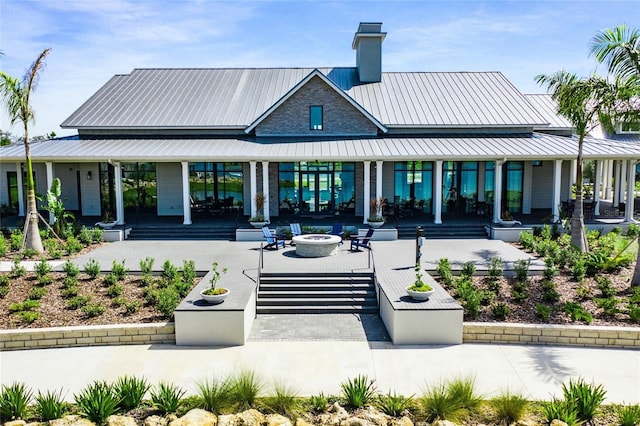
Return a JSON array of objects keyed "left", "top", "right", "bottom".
[{"left": 292, "top": 234, "right": 342, "bottom": 257}]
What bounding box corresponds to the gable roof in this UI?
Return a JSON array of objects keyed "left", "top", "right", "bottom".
[
  {"left": 61, "top": 68, "right": 548, "bottom": 131},
  {"left": 244, "top": 69, "right": 387, "bottom": 134}
]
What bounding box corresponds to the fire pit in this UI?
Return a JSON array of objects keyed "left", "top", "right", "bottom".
[{"left": 292, "top": 234, "right": 342, "bottom": 257}]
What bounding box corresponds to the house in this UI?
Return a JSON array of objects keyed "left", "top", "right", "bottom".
[{"left": 1, "top": 22, "right": 639, "bottom": 232}]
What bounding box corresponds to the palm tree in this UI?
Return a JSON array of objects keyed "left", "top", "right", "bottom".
[
  {"left": 0, "top": 48, "right": 52, "bottom": 253},
  {"left": 590, "top": 24, "right": 640, "bottom": 84},
  {"left": 535, "top": 72, "right": 618, "bottom": 252}
]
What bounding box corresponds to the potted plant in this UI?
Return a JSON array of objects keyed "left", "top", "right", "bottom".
[
  {"left": 367, "top": 197, "right": 386, "bottom": 228},
  {"left": 500, "top": 210, "right": 518, "bottom": 227},
  {"left": 249, "top": 192, "right": 268, "bottom": 227},
  {"left": 200, "top": 262, "right": 229, "bottom": 304},
  {"left": 406, "top": 263, "right": 434, "bottom": 301},
  {"left": 95, "top": 210, "right": 117, "bottom": 229}
]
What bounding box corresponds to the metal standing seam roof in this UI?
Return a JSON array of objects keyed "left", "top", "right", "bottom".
[
  {"left": 2, "top": 133, "right": 639, "bottom": 162},
  {"left": 61, "top": 68, "right": 549, "bottom": 129},
  {"left": 524, "top": 94, "right": 574, "bottom": 129}
]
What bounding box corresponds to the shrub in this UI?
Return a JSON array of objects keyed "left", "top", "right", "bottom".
[
  {"left": 0, "top": 273, "right": 9, "bottom": 286},
  {"left": 446, "top": 376, "right": 482, "bottom": 414},
  {"left": 491, "top": 302, "right": 510, "bottom": 320},
  {"left": 511, "top": 280, "right": 529, "bottom": 303},
  {"left": 543, "top": 257, "right": 558, "bottom": 280},
  {"left": 460, "top": 261, "right": 476, "bottom": 278},
  {"left": 595, "top": 297, "right": 619, "bottom": 317},
  {"left": 65, "top": 236, "right": 83, "bottom": 254},
  {"left": 628, "top": 304, "right": 640, "bottom": 324},
  {"left": 436, "top": 258, "right": 453, "bottom": 286},
  {"left": 562, "top": 377, "right": 606, "bottom": 423},
  {"left": 518, "top": 231, "right": 535, "bottom": 252},
  {"left": 540, "top": 279, "right": 560, "bottom": 303},
  {"left": 377, "top": 391, "right": 413, "bottom": 417},
  {"left": 111, "top": 260, "right": 128, "bottom": 281},
  {"left": 563, "top": 301, "right": 593, "bottom": 324},
  {"left": 419, "top": 381, "right": 465, "bottom": 423},
  {"left": 490, "top": 390, "right": 529, "bottom": 424},
  {"left": 182, "top": 260, "right": 197, "bottom": 286},
  {"left": 91, "top": 227, "right": 104, "bottom": 243},
  {"left": 150, "top": 382, "right": 185, "bottom": 414},
  {"left": 196, "top": 376, "right": 233, "bottom": 414},
  {"left": 124, "top": 299, "right": 141, "bottom": 314},
  {"left": 541, "top": 397, "right": 581, "bottom": 426},
  {"left": 231, "top": 370, "right": 264, "bottom": 410},
  {"left": 596, "top": 275, "right": 616, "bottom": 298},
  {"left": 0, "top": 382, "right": 32, "bottom": 421},
  {"left": 82, "top": 302, "right": 105, "bottom": 317},
  {"left": 625, "top": 223, "right": 639, "bottom": 237},
  {"left": 35, "top": 389, "right": 67, "bottom": 421},
  {"left": 513, "top": 259, "right": 530, "bottom": 282},
  {"left": 162, "top": 260, "right": 179, "bottom": 283},
  {"left": 106, "top": 283, "right": 123, "bottom": 298},
  {"left": 455, "top": 277, "right": 481, "bottom": 319},
  {"left": 487, "top": 257, "right": 503, "bottom": 279},
  {"left": 62, "top": 260, "right": 80, "bottom": 277},
  {"left": 67, "top": 295, "right": 91, "bottom": 310},
  {"left": 44, "top": 239, "right": 64, "bottom": 259},
  {"left": 0, "top": 285, "right": 8, "bottom": 299},
  {"left": 113, "top": 375, "right": 150, "bottom": 411},
  {"left": 617, "top": 403, "right": 640, "bottom": 426},
  {"left": 61, "top": 285, "right": 79, "bottom": 298},
  {"left": 102, "top": 273, "right": 118, "bottom": 286},
  {"left": 74, "top": 380, "right": 120, "bottom": 425},
  {"left": 34, "top": 258, "right": 52, "bottom": 277},
  {"left": 309, "top": 392, "right": 329, "bottom": 413},
  {"left": 28, "top": 286, "right": 47, "bottom": 300},
  {"left": 18, "top": 311, "right": 40, "bottom": 324},
  {"left": 78, "top": 226, "right": 93, "bottom": 246},
  {"left": 84, "top": 258, "right": 101, "bottom": 279},
  {"left": 156, "top": 286, "right": 181, "bottom": 318},
  {"left": 10, "top": 258, "right": 26, "bottom": 278},
  {"left": 37, "top": 274, "right": 54, "bottom": 286},
  {"left": 9, "top": 299, "right": 40, "bottom": 312},
  {"left": 262, "top": 381, "right": 299, "bottom": 416},
  {"left": 63, "top": 274, "right": 79, "bottom": 288},
  {"left": 536, "top": 303, "right": 552, "bottom": 322},
  {"left": 0, "top": 235, "right": 7, "bottom": 257},
  {"left": 570, "top": 256, "right": 586, "bottom": 282},
  {"left": 10, "top": 230, "right": 23, "bottom": 251},
  {"left": 341, "top": 374, "right": 377, "bottom": 409},
  {"left": 140, "top": 257, "right": 155, "bottom": 275}
]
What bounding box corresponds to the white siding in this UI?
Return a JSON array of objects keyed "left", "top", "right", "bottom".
[
  {"left": 56, "top": 163, "right": 79, "bottom": 211},
  {"left": 157, "top": 163, "right": 183, "bottom": 216},
  {"left": 530, "top": 161, "right": 554, "bottom": 209},
  {"left": 382, "top": 162, "right": 395, "bottom": 201},
  {"left": 80, "top": 163, "right": 101, "bottom": 216},
  {"left": 522, "top": 162, "right": 532, "bottom": 214}
]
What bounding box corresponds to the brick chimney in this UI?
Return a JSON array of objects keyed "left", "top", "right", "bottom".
[{"left": 352, "top": 22, "right": 386, "bottom": 83}]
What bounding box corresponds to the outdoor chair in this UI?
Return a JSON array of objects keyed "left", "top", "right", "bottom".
[
  {"left": 289, "top": 222, "right": 302, "bottom": 245},
  {"left": 261, "top": 226, "right": 286, "bottom": 250},
  {"left": 330, "top": 223, "right": 344, "bottom": 245},
  {"left": 349, "top": 228, "right": 374, "bottom": 251}
]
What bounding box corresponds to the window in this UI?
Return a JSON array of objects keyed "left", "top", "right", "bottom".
[
  {"left": 619, "top": 121, "right": 640, "bottom": 133},
  {"left": 310, "top": 106, "right": 323, "bottom": 130}
]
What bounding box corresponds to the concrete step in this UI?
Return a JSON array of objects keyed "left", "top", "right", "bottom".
[
  {"left": 259, "top": 283, "right": 374, "bottom": 292},
  {"left": 256, "top": 305, "right": 379, "bottom": 314},
  {"left": 259, "top": 290, "right": 373, "bottom": 298},
  {"left": 256, "top": 297, "right": 377, "bottom": 306},
  {"left": 128, "top": 226, "right": 236, "bottom": 241}
]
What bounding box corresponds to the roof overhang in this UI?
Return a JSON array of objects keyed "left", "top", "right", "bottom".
[{"left": 2, "top": 133, "right": 639, "bottom": 163}]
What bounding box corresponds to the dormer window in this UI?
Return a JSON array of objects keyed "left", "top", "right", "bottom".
[
  {"left": 618, "top": 121, "right": 640, "bottom": 134},
  {"left": 310, "top": 106, "right": 323, "bottom": 130}
]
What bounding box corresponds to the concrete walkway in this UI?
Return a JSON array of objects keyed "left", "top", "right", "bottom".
[
  {"left": 1, "top": 240, "right": 638, "bottom": 404},
  {"left": 1, "top": 341, "right": 638, "bottom": 404}
]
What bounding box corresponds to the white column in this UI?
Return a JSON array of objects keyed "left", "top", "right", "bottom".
[
  {"left": 262, "top": 161, "right": 270, "bottom": 223},
  {"left": 613, "top": 160, "right": 622, "bottom": 207},
  {"left": 493, "top": 160, "right": 504, "bottom": 223},
  {"left": 15, "top": 162, "right": 25, "bottom": 216},
  {"left": 552, "top": 160, "right": 562, "bottom": 223},
  {"left": 625, "top": 160, "right": 636, "bottom": 223},
  {"left": 619, "top": 161, "right": 628, "bottom": 204},
  {"left": 363, "top": 161, "right": 371, "bottom": 223},
  {"left": 45, "top": 162, "right": 54, "bottom": 224},
  {"left": 113, "top": 162, "right": 125, "bottom": 225},
  {"left": 249, "top": 161, "right": 257, "bottom": 219},
  {"left": 434, "top": 160, "right": 443, "bottom": 224},
  {"left": 570, "top": 159, "right": 577, "bottom": 189},
  {"left": 594, "top": 160, "right": 601, "bottom": 216},
  {"left": 603, "top": 160, "right": 612, "bottom": 200},
  {"left": 375, "top": 161, "right": 383, "bottom": 199},
  {"left": 181, "top": 161, "right": 191, "bottom": 225}
]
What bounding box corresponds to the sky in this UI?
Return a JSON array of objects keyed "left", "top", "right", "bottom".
[{"left": 0, "top": 0, "right": 636, "bottom": 138}]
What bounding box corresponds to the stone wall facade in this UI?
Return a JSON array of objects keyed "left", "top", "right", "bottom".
[
  {"left": 2, "top": 322, "right": 638, "bottom": 351},
  {"left": 255, "top": 76, "right": 378, "bottom": 136}
]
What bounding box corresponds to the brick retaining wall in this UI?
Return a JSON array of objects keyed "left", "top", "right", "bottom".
[
  {"left": 0, "top": 323, "right": 175, "bottom": 351},
  {"left": 1, "top": 322, "right": 638, "bottom": 351}
]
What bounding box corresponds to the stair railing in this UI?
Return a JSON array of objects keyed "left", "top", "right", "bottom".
[{"left": 255, "top": 242, "right": 264, "bottom": 318}]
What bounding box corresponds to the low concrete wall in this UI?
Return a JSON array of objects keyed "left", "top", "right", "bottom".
[
  {"left": 464, "top": 322, "right": 640, "bottom": 349},
  {"left": 2, "top": 322, "right": 639, "bottom": 351},
  {"left": 0, "top": 323, "right": 175, "bottom": 351}
]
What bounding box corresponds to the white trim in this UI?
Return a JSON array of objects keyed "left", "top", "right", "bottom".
[
  {"left": 15, "top": 162, "right": 25, "bottom": 216},
  {"left": 244, "top": 69, "right": 387, "bottom": 134},
  {"left": 181, "top": 161, "right": 191, "bottom": 225},
  {"left": 45, "top": 162, "right": 54, "bottom": 224},
  {"left": 434, "top": 160, "right": 442, "bottom": 224},
  {"left": 552, "top": 160, "right": 562, "bottom": 223},
  {"left": 363, "top": 160, "right": 371, "bottom": 224}
]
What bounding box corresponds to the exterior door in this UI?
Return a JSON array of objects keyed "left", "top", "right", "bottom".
[
  {"left": 301, "top": 171, "right": 333, "bottom": 214},
  {"left": 442, "top": 161, "right": 478, "bottom": 213}
]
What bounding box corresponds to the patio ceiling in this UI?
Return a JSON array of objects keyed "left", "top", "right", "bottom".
[{"left": 1, "top": 133, "right": 639, "bottom": 163}]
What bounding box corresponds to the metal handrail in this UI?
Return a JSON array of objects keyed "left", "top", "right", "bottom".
[{"left": 255, "top": 242, "right": 264, "bottom": 318}]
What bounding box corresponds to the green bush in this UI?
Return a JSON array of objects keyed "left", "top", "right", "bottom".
[
  {"left": 182, "top": 260, "right": 197, "bottom": 286},
  {"left": 595, "top": 275, "right": 616, "bottom": 298},
  {"left": 518, "top": 231, "right": 535, "bottom": 252},
  {"left": 151, "top": 382, "right": 185, "bottom": 414},
  {"left": 44, "top": 239, "right": 64, "bottom": 259},
  {"left": 540, "top": 279, "right": 560, "bottom": 303},
  {"left": 18, "top": 311, "right": 40, "bottom": 324},
  {"left": 490, "top": 390, "right": 529, "bottom": 424},
  {"left": 262, "top": 381, "right": 299, "bottom": 416},
  {"left": 0, "top": 382, "right": 32, "bottom": 421},
  {"left": 113, "top": 375, "right": 150, "bottom": 411},
  {"left": 491, "top": 302, "right": 510, "bottom": 320},
  {"left": 570, "top": 256, "right": 586, "bottom": 282},
  {"left": 535, "top": 303, "right": 552, "bottom": 322},
  {"left": 595, "top": 297, "right": 619, "bottom": 317},
  {"left": 196, "top": 376, "right": 234, "bottom": 414},
  {"left": 37, "top": 274, "right": 54, "bottom": 286},
  {"left": 543, "top": 257, "right": 558, "bottom": 280},
  {"left": 102, "top": 273, "right": 118, "bottom": 287},
  {"left": 10, "top": 230, "right": 23, "bottom": 251},
  {"left": 513, "top": 259, "right": 530, "bottom": 282},
  {"left": 309, "top": 392, "right": 329, "bottom": 413},
  {"left": 65, "top": 236, "right": 83, "bottom": 255},
  {"left": 156, "top": 286, "right": 181, "bottom": 318},
  {"left": 91, "top": 227, "right": 104, "bottom": 243},
  {"left": 0, "top": 235, "right": 8, "bottom": 257},
  {"left": 456, "top": 278, "right": 481, "bottom": 319},
  {"left": 628, "top": 304, "right": 640, "bottom": 324},
  {"left": 625, "top": 223, "right": 640, "bottom": 237},
  {"left": 231, "top": 370, "right": 264, "bottom": 410},
  {"left": 82, "top": 302, "right": 105, "bottom": 317},
  {"left": 340, "top": 374, "right": 377, "bottom": 409},
  {"left": 74, "top": 380, "right": 120, "bottom": 425},
  {"left": 511, "top": 280, "right": 529, "bottom": 303},
  {"left": 78, "top": 226, "right": 93, "bottom": 246},
  {"left": 376, "top": 391, "right": 413, "bottom": 417},
  {"left": 563, "top": 301, "right": 593, "bottom": 324},
  {"left": 124, "top": 299, "right": 141, "bottom": 314},
  {"left": 162, "top": 260, "right": 179, "bottom": 283},
  {"left": 419, "top": 381, "right": 465, "bottom": 423},
  {"left": 84, "top": 258, "right": 101, "bottom": 279},
  {"left": 67, "top": 295, "right": 91, "bottom": 310},
  {"left": 562, "top": 377, "right": 606, "bottom": 423},
  {"left": 617, "top": 403, "right": 640, "bottom": 426},
  {"left": 28, "top": 286, "right": 47, "bottom": 300},
  {"left": 140, "top": 257, "right": 155, "bottom": 275},
  {"left": 111, "top": 260, "right": 128, "bottom": 281},
  {"left": 107, "top": 283, "right": 123, "bottom": 298},
  {"left": 61, "top": 285, "right": 79, "bottom": 299},
  {"left": 62, "top": 260, "right": 80, "bottom": 277},
  {"left": 541, "top": 397, "right": 581, "bottom": 426},
  {"left": 35, "top": 389, "right": 68, "bottom": 421},
  {"left": 436, "top": 258, "right": 453, "bottom": 286},
  {"left": 10, "top": 258, "right": 26, "bottom": 278},
  {"left": 0, "top": 273, "right": 9, "bottom": 286},
  {"left": 9, "top": 299, "right": 40, "bottom": 312},
  {"left": 0, "top": 285, "right": 8, "bottom": 299},
  {"left": 487, "top": 257, "right": 503, "bottom": 279},
  {"left": 460, "top": 261, "right": 476, "bottom": 278}
]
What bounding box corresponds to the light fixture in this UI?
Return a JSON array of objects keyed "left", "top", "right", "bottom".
[{"left": 87, "top": 171, "right": 92, "bottom": 180}]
